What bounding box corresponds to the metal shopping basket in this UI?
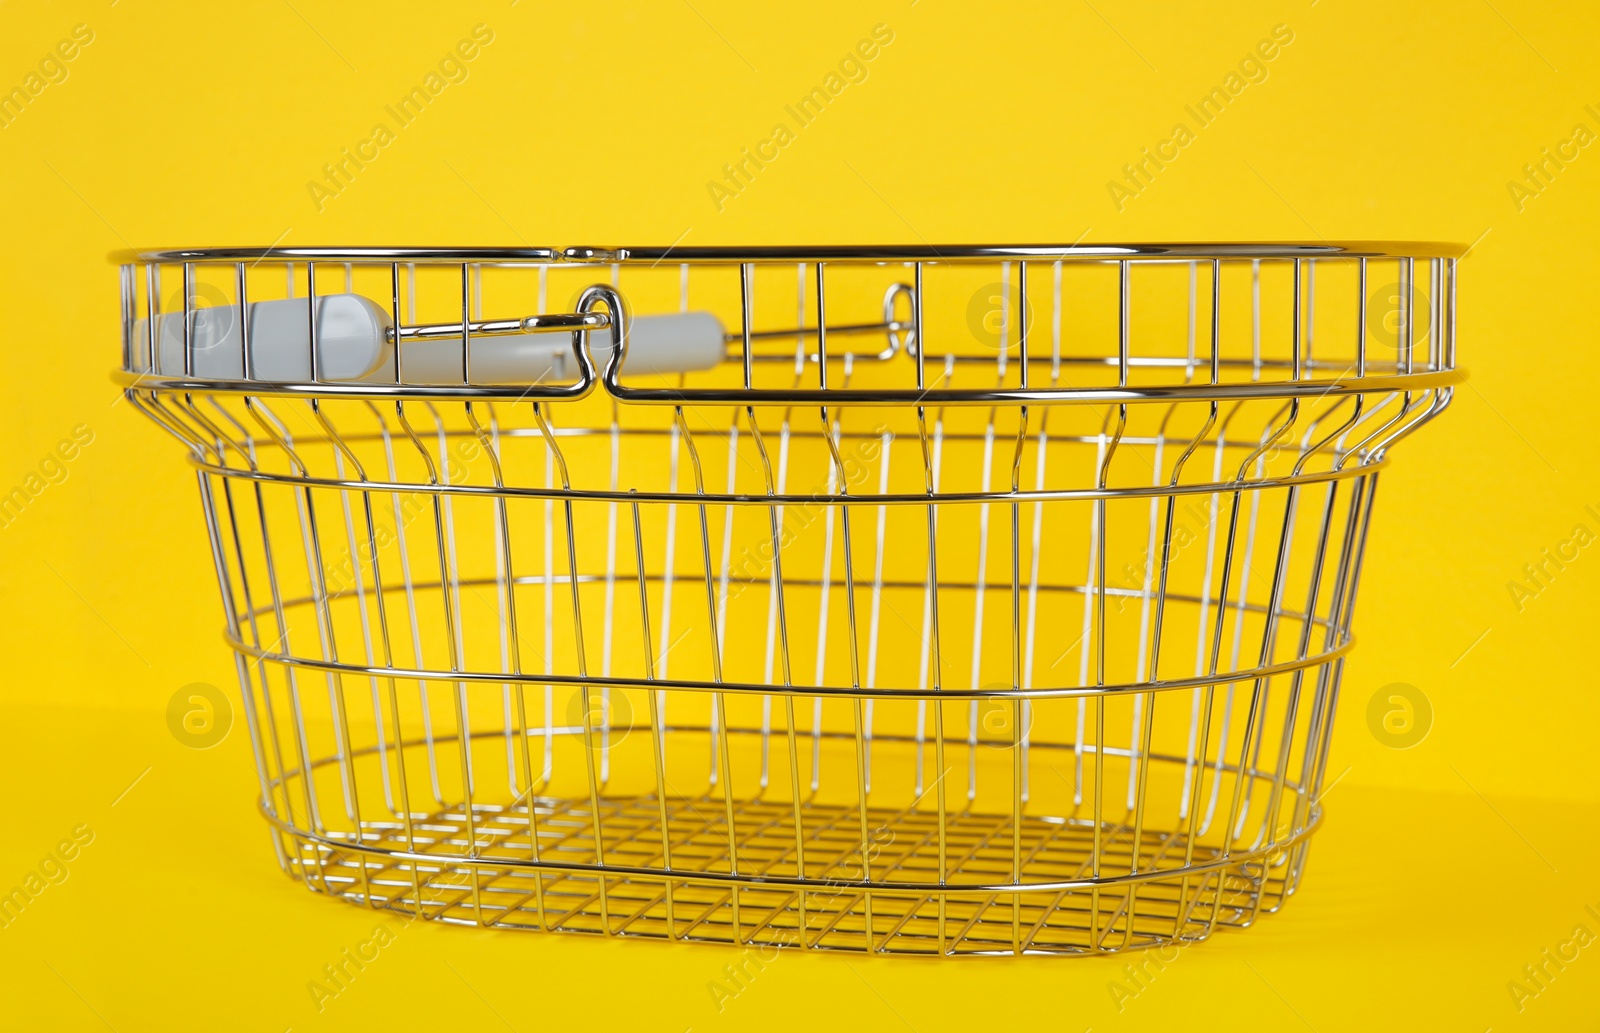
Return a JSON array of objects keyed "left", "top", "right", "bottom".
[{"left": 117, "top": 242, "right": 1460, "bottom": 955}]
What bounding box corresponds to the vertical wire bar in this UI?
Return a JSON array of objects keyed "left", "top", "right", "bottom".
[
  {"left": 1288, "top": 481, "right": 1342, "bottom": 839},
  {"left": 329, "top": 445, "right": 396, "bottom": 814},
  {"left": 1445, "top": 258, "right": 1456, "bottom": 370},
  {"left": 307, "top": 262, "right": 320, "bottom": 383},
  {"left": 756, "top": 409, "right": 784, "bottom": 786},
  {"left": 540, "top": 336, "right": 557, "bottom": 784},
  {"left": 816, "top": 263, "right": 828, "bottom": 387},
  {"left": 1250, "top": 259, "right": 1262, "bottom": 381},
  {"left": 1009, "top": 491, "right": 1023, "bottom": 955},
  {"left": 349, "top": 464, "right": 403, "bottom": 895},
  {"left": 914, "top": 364, "right": 948, "bottom": 795},
  {"left": 390, "top": 264, "right": 403, "bottom": 384},
  {"left": 354, "top": 436, "right": 428, "bottom": 908},
  {"left": 461, "top": 263, "right": 472, "bottom": 384},
  {"left": 472, "top": 406, "right": 528, "bottom": 807},
  {"left": 1225, "top": 264, "right": 1307, "bottom": 850},
  {"left": 1174, "top": 261, "right": 1224, "bottom": 933},
  {"left": 1128, "top": 423, "right": 1165, "bottom": 810},
  {"left": 1305, "top": 259, "right": 1316, "bottom": 375},
  {"left": 198, "top": 424, "right": 295, "bottom": 870},
  {"left": 1223, "top": 486, "right": 1298, "bottom": 868},
  {"left": 380, "top": 408, "right": 443, "bottom": 804},
  {"left": 810, "top": 261, "right": 830, "bottom": 813},
  {"left": 747, "top": 408, "right": 806, "bottom": 939},
  {"left": 182, "top": 261, "right": 195, "bottom": 377},
  {"left": 1198, "top": 485, "right": 1248, "bottom": 937},
  {"left": 822, "top": 408, "right": 872, "bottom": 948},
  {"left": 1089, "top": 409, "right": 1127, "bottom": 947},
  {"left": 1010, "top": 261, "right": 1029, "bottom": 954},
  {"left": 1092, "top": 496, "right": 1109, "bottom": 948},
  {"left": 1021, "top": 261, "right": 1064, "bottom": 804},
  {"left": 1322, "top": 456, "right": 1379, "bottom": 746},
  {"left": 1131, "top": 479, "right": 1182, "bottom": 943},
  {"left": 1154, "top": 276, "right": 1218, "bottom": 936},
  {"left": 430, "top": 407, "right": 475, "bottom": 807},
  {"left": 1291, "top": 475, "right": 1375, "bottom": 902},
  {"left": 812, "top": 425, "right": 837, "bottom": 790},
  {"left": 677, "top": 405, "right": 739, "bottom": 937},
  {"left": 485, "top": 413, "right": 519, "bottom": 802},
  {"left": 716, "top": 421, "right": 741, "bottom": 767},
  {"left": 1181, "top": 261, "right": 1224, "bottom": 818},
  {"left": 968, "top": 408, "right": 996, "bottom": 801},
  {"left": 197, "top": 473, "right": 283, "bottom": 865},
  {"left": 257, "top": 409, "right": 356, "bottom": 830},
  {"left": 374, "top": 601, "right": 425, "bottom": 914},
  {"left": 863, "top": 428, "right": 893, "bottom": 794},
  {"left": 913, "top": 262, "right": 926, "bottom": 389},
  {"left": 1202, "top": 478, "right": 1262, "bottom": 836},
  {"left": 1074, "top": 428, "right": 1106, "bottom": 804},
  {"left": 145, "top": 264, "right": 159, "bottom": 374},
  {"left": 301, "top": 428, "right": 372, "bottom": 901},
  {"left": 1407, "top": 255, "right": 1418, "bottom": 375},
  {"left": 632, "top": 497, "right": 675, "bottom": 936},
  {"left": 538, "top": 402, "right": 609, "bottom": 931},
  {"left": 741, "top": 262, "right": 755, "bottom": 388},
  {"left": 713, "top": 425, "right": 742, "bottom": 940},
  {"left": 600, "top": 407, "right": 622, "bottom": 784},
  {"left": 422, "top": 433, "right": 480, "bottom": 922},
  {"left": 120, "top": 263, "right": 134, "bottom": 372},
  {"left": 918, "top": 399, "right": 949, "bottom": 952},
  {"left": 1431, "top": 257, "right": 1443, "bottom": 369},
  {"left": 1118, "top": 259, "right": 1130, "bottom": 388},
  {"left": 659, "top": 417, "right": 682, "bottom": 688},
  {"left": 1096, "top": 263, "right": 1128, "bottom": 946},
  {"left": 968, "top": 265, "right": 1008, "bottom": 800},
  {"left": 1021, "top": 412, "right": 1049, "bottom": 805},
  {"left": 1307, "top": 477, "right": 1374, "bottom": 800},
  {"left": 239, "top": 405, "right": 325, "bottom": 887},
  {"left": 1251, "top": 484, "right": 1337, "bottom": 921},
  {"left": 237, "top": 262, "right": 252, "bottom": 380}
]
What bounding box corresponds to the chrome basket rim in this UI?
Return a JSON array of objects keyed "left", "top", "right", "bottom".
[{"left": 112, "top": 240, "right": 1468, "bottom": 264}]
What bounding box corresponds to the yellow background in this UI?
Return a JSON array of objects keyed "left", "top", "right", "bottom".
[{"left": 1, "top": 0, "right": 1597, "bottom": 1029}]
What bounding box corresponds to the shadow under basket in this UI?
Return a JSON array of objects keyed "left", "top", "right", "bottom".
[{"left": 120, "top": 241, "right": 1460, "bottom": 955}]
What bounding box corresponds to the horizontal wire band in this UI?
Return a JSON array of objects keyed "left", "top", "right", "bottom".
[
  {"left": 256, "top": 801, "right": 1321, "bottom": 895},
  {"left": 116, "top": 241, "right": 1468, "bottom": 263},
  {"left": 115, "top": 367, "right": 1463, "bottom": 403},
  {"left": 188, "top": 453, "right": 1388, "bottom": 504},
  {"left": 251, "top": 572, "right": 1334, "bottom": 636},
  {"left": 226, "top": 627, "right": 1352, "bottom": 700},
  {"left": 268, "top": 724, "right": 1312, "bottom": 796}
]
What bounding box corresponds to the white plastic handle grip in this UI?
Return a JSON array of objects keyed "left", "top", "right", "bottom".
[
  {"left": 135, "top": 294, "right": 391, "bottom": 381},
  {"left": 397, "top": 312, "right": 727, "bottom": 385},
  {"left": 132, "top": 295, "right": 727, "bottom": 384}
]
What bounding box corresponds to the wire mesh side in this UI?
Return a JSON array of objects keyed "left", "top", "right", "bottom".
[{"left": 125, "top": 246, "right": 1455, "bottom": 955}]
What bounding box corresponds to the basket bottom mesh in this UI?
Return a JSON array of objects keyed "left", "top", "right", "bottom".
[{"left": 273, "top": 794, "right": 1305, "bottom": 955}]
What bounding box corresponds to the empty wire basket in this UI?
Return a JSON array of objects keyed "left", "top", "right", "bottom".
[{"left": 119, "top": 242, "right": 1460, "bottom": 955}]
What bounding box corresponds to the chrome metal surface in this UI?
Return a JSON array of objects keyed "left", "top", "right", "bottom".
[{"left": 121, "top": 243, "right": 1459, "bottom": 955}]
